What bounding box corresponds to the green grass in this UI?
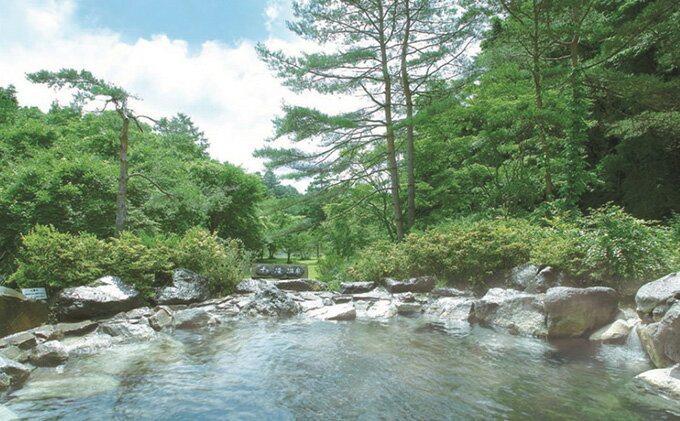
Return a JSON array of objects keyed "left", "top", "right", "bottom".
[{"left": 255, "top": 257, "right": 320, "bottom": 280}]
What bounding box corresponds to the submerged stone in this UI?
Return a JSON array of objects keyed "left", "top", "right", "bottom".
[
  {"left": 588, "top": 319, "right": 633, "bottom": 344},
  {"left": 635, "top": 365, "right": 680, "bottom": 401}
]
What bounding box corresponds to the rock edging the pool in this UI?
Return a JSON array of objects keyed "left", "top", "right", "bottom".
[{"left": 1, "top": 269, "right": 680, "bottom": 406}]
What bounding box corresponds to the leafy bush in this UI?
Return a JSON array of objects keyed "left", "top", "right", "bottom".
[
  {"left": 534, "top": 205, "right": 678, "bottom": 287},
  {"left": 347, "top": 206, "right": 680, "bottom": 289},
  {"left": 9, "top": 225, "right": 109, "bottom": 291},
  {"left": 107, "top": 232, "right": 176, "bottom": 297},
  {"left": 317, "top": 254, "right": 355, "bottom": 290},
  {"left": 10, "top": 225, "right": 250, "bottom": 296},
  {"left": 173, "top": 227, "right": 251, "bottom": 295},
  {"left": 348, "top": 219, "right": 537, "bottom": 287}
]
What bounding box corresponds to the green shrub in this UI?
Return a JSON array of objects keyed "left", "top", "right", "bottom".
[
  {"left": 9, "top": 225, "right": 109, "bottom": 291},
  {"left": 173, "top": 227, "right": 251, "bottom": 295},
  {"left": 317, "top": 254, "right": 355, "bottom": 290},
  {"left": 534, "top": 205, "right": 678, "bottom": 287},
  {"left": 347, "top": 206, "right": 680, "bottom": 290},
  {"left": 348, "top": 219, "right": 537, "bottom": 287},
  {"left": 107, "top": 231, "right": 175, "bottom": 297},
  {"left": 10, "top": 225, "right": 250, "bottom": 297}
]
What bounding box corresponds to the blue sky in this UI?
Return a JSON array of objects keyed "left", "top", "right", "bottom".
[
  {"left": 0, "top": 0, "right": 338, "bottom": 184},
  {"left": 76, "top": 0, "right": 274, "bottom": 46}
]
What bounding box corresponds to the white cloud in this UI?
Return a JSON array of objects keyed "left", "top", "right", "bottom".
[{"left": 0, "top": 0, "right": 354, "bottom": 190}]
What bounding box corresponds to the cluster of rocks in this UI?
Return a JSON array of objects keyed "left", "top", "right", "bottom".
[
  {"left": 632, "top": 272, "right": 680, "bottom": 400},
  {"left": 2, "top": 266, "right": 680, "bottom": 403}
]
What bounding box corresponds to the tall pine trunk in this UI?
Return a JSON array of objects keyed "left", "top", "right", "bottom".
[
  {"left": 378, "top": 0, "right": 405, "bottom": 242},
  {"left": 401, "top": 0, "right": 416, "bottom": 230},
  {"left": 114, "top": 113, "right": 130, "bottom": 236}
]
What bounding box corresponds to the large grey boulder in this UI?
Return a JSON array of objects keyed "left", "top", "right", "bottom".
[
  {"left": 527, "top": 267, "right": 568, "bottom": 293},
  {"left": 241, "top": 285, "right": 301, "bottom": 318},
  {"left": 0, "top": 286, "right": 48, "bottom": 337},
  {"left": 0, "top": 354, "right": 31, "bottom": 390},
  {"left": 473, "top": 288, "right": 547, "bottom": 337},
  {"left": 234, "top": 279, "right": 271, "bottom": 294},
  {"left": 308, "top": 303, "right": 356, "bottom": 321},
  {"left": 544, "top": 286, "right": 619, "bottom": 338},
  {"left": 508, "top": 264, "right": 540, "bottom": 290},
  {"left": 55, "top": 276, "right": 143, "bottom": 322},
  {"left": 365, "top": 300, "right": 398, "bottom": 319},
  {"left": 154, "top": 269, "right": 211, "bottom": 305},
  {"left": 636, "top": 272, "right": 680, "bottom": 323},
  {"left": 98, "top": 320, "right": 156, "bottom": 341},
  {"left": 29, "top": 341, "right": 68, "bottom": 367},
  {"left": 273, "top": 279, "right": 327, "bottom": 292},
  {"left": 638, "top": 302, "right": 680, "bottom": 368},
  {"left": 426, "top": 297, "right": 475, "bottom": 322},
  {"left": 383, "top": 276, "right": 436, "bottom": 293},
  {"left": 339, "top": 282, "right": 376, "bottom": 295}
]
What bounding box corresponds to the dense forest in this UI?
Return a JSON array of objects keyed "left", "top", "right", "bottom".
[{"left": 1, "top": 0, "right": 679, "bottom": 294}]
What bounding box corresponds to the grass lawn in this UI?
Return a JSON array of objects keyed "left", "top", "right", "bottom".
[{"left": 255, "top": 257, "right": 320, "bottom": 280}]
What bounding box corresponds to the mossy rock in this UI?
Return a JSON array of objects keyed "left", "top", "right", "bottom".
[{"left": 0, "top": 287, "right": 48, "bottom": 338}]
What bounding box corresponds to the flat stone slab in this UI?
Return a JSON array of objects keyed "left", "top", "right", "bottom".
[
  {"left": 339, "top": 282, "right": 376, "bottom": 295},
  {"left": 273, "top": 279, "right": 328, "bottom": 292},
  {"left": 384, "top": 277, "right": 435, "bottom": 293},
  {"left": 308, "top": 303, "right": 356, "bottom": 321}
]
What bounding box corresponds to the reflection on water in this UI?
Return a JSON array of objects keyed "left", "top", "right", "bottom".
[{"left": 1, "top": 317, "right": 676, "bottom": 420}]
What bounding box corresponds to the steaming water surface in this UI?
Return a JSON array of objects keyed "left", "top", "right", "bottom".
[{"left": 1, "top": 318, "right": 677, "bottom": 420}]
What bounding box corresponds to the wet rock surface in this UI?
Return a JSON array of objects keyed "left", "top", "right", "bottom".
[
  {"left": 339, "top": 282, "right": 376, "bottom": 295},
  {"left": 55, "top": 276, "right": 143, "bottom": 322},
  {"left": 154, "top": 269, "right": 211, "bottom": 305},
  {"left": 544, "top": 286, "right": 619, "bottom": 338},
  {"left": 638, "top": 302, "right": 680, "bottom": 368},
  {"left": 635, "top": 365, "right": 680, "bottom": 401},
  {"left": 28, "top": 341, "right": 68, "bottom": 367},
  {"left": 384, "top": 276, "right": 436, "bottom": 293},
  {"left": 0, "top": 274, "right": 675, "bottom": 407},
  {"left": 473, "top": 288, "right": 547, "bottom": 337},
  {"left": 636, "top": 272, "right": 680, "bottom": 323},
  {"left": 273, "top": 279, "right": 328, "bottom": 292},
  {"left": 0, "top": 355, "right": 30, "bottom": 390}
]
